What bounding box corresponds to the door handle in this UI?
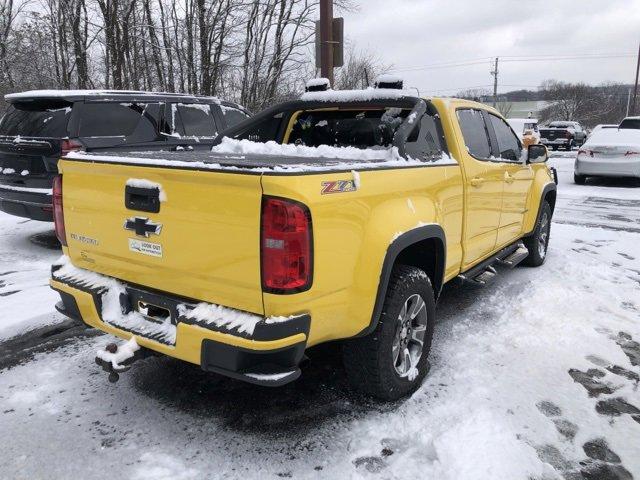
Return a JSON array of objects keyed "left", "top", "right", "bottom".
[
  {"left": 504, "top": 172, "right": 515, "bottom": 184},
  {"left": 470, "top": 177, "right": 484, "bottom": 187}
]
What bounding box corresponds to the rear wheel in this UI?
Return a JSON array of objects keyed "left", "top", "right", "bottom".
[
  {"left": 574, "top": 174, "right": 587, "bottom": 185},
  {"left": 343, "top": 265, "right": 435, "bottom": 400},
  {"left": 523, "top": 201, "right": 552, "bottom": 267}
]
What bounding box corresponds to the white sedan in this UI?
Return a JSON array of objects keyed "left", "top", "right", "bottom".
[{"left": 574, "top": 128, "right": 640, "bottom": 184}]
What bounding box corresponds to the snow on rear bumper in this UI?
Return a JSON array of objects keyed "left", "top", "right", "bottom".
[{"left": 50, "top": 261, "right": 309, "bottom": 386}]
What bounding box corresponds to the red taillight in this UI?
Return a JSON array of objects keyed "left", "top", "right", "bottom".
[
  {"left": 578, "top": 149, "right": 592, "bottom": 157},
  {"left": 61, "top": 139, "right": 83, "bottom": 156},
  {"left": 261, "top": 197, "right": 312, "bottom": 293},
  {"left": 52, "top": 175, "right": 67, "bottom": 246}
]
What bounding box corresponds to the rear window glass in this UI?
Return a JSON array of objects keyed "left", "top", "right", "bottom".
[
  {"left": 0, "top": 100, "right": 72, "bottom": 137},
  {"left": 77, "top": 102, "right": 160, "bottom": 141},
  {"left": 457, "top": 109, "right": 491, "bottom": 158},
  {"left": 548, "top": 122, "right": 574, "bottom": 128},
  {"left": 619, "top": 118, "right": 640, "bottom": 130},
  {"left": 172, "top": 103, "right": 217, "bottom": 137},
  {"left": 221, "top": 105, "right": 250, "bottom": 128},
  {"left": 287, "top": 108, "right": 410, "bottom": 149},
  {"left": 404, "top": 114, "right": 444, "bottom": 160}
]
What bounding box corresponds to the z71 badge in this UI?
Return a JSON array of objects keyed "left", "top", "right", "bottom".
[{"left": 321, "top": 180, "right": 357, "bottom": 195}]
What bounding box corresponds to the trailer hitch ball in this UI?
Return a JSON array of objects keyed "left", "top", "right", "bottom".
[{"left": 108, "top": 372, "right": 120, "bottom": 383}]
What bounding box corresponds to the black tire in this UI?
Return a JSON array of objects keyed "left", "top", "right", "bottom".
[
  {"left": 523, "top": 201, "right": 552, "bottom": 267},
  {"left": 574, "top": 173, "right": 587, "bottom": 185},
  {"left": 342, "top": 265, "right": 436, "bottom": 400}
]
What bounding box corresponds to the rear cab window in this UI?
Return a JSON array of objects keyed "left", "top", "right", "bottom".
[{"left": 0, "top": 100, "right": 72, "bottom": 137}]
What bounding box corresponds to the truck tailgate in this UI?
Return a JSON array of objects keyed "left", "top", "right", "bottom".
[{"left": 59, "top": 159, "right": 264, "bottom": 315}]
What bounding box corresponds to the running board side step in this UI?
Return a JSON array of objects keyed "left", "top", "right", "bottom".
[
  {"left": 458, "top": 242, "right": 530, "bottom": 286},
  {"left": 496, "top": 243, "right": 529, "bottom": 268}
]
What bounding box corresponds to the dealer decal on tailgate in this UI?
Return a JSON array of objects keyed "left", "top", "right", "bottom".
[{"left": 128, "top": 238, "right": 163, "bottom": 258}]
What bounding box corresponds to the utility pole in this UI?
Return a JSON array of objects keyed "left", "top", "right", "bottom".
[
  {"left": 319, "top": 0, "right": 334, "bottom": 86},
  {"left": 632, "top": 41, "right": 640, "bottom": 116},
  {"left": 490, "top": 57, "right": 499, "bottom": 107},
  {"left": 627, "top": 88, "right": 632, "bottom": 117}
]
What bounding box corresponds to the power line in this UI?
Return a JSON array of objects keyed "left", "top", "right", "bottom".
[{"left": 390, "top": 53, "right": 636, "bottom": 73}]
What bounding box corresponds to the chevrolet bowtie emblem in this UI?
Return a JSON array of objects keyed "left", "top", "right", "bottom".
[{"left": 123, "top": 217, "right": 162, "bottom": 237}]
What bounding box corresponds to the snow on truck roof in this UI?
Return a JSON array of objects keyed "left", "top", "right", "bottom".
[
  {"left": 4, "top": 89, "right": 221, "bottom": 103},
  {"left": 300, "top": 87, "right": 421, "bottom": 103}
]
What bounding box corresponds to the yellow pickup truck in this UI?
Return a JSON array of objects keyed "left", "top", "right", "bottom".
[{"left": 49, "top": 87, "right": 557, "bottom": 400}]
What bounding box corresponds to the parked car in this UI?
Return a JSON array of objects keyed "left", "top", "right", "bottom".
[
  {"left": 507, "top": 118, "right": 540, "bottom": 147},
  {"left": 589, "top": 124, "right": 618, "bottom": 137},
  {"left": 50, "top": 87, "right": 556, "bottom": 400},
  {"left": 539, "top": 121, "right": 587, "bottom": 151},
  {"left": 574, "top": 128, "right": 640, "bottom": 184},
  {"left": 619, "top": 116, "right": 640, "bottom": 130},
  {"left": 0, "top": 90, "right": 250, "bottom": 221}
]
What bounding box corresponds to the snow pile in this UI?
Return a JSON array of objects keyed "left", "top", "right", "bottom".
[
  {"left": 305, "top": 78, "right": 330, "bottom": 89},
  {"left": 0, "top": 184, "right": 51, "bottom": 194},
  {"left": 375, "top": 73, "right": 403, "bottom": 85},
  {"left": 301, "top": 86, "right": 416, "bottom": 102},
  {"left": 5, "top": 89, "right": 221, "bottom": 103},
  {"left": 126, "top": 178, "right": 167, "bottom": 202},
  {"left": 52, "top": 256, "right": 176, "bottom": 344},
  {"left": 244, "top": 371, "right": 296, "bottom": 382},
  {"left": 211, "top": 137, "right": 405, "bottom": 162},
  {"left": 177, "top": 303, "right": 261, "bottom": 336},
  {"left": 95, "top": 337, "right": 140, "bottom": 370}
]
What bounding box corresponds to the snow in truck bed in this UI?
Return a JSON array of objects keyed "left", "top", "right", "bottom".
[{"left": 65, "top": 138, "right": 457, "bottom": 172}]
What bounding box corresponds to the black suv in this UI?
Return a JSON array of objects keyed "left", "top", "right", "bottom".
[{"left": 0, "top": 90, "right": 250, "bottom": 221}]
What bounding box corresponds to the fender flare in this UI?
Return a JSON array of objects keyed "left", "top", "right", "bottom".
[
  {"left": 357, "top": 224, "right": 446, "bottom": 337},
  {"left": 526, "top": 182, "right": 557, "bottom": 237}
]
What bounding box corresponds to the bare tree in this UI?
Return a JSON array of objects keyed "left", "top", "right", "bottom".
[{"left": 334, "top": 45, "right": 389, "bottom": 90}]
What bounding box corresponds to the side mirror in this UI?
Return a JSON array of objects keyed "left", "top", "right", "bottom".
[{"left": 527, "top": 143, "right": 548, "bottom": 164}]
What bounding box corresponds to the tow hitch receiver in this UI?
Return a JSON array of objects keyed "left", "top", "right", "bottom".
[{"left": 95, "top": 337, "right": 153, "bottom": 383}]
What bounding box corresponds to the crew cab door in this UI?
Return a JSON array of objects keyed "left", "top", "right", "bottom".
[
  {"left": 456, "top": 108, "right": 504, "bottom": 268},
  {"left": 485, "top": 113, "right": 534, "bottom": 247}
]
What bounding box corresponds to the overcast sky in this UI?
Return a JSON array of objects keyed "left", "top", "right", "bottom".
[{"left": 339, "top": 0, "right": 640, "bottom": 96}]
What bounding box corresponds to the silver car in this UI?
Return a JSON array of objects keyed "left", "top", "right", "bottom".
[{"left": 574, "top": 127, "right": 640, "bottom": 184}]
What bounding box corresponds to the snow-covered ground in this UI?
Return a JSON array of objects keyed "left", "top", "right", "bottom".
[{"left": 0, "top": 153, "right": 639, "bottom": 479}]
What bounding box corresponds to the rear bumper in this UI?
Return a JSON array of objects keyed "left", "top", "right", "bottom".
[
  {"left": 541, "top": 138, "right": 570, "bottom": 146},
  {"left": 575, "top": 156, "right": 640, "bottom": 178},
  {"left": 51, "top": 271, "right": 310, "bottom": 387},
  {"left": 0, "top": 185, "right": 52, "bottom": 221}
]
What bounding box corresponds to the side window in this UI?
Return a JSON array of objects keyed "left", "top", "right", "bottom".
[
  {"left": 172, "top": 103, "right": 217, "bottom": 137},
  {"left": 404, "top": 114, "right": 444, "bottom": 161},
  {"left": 221, "top": 105, "right": 250, "bottom": 128},
  {"left": 77, "top": 102, "right": 160, "bottom": 142},
  {"left": 456, "top": 109, "right": 491, "bottom": 159},
  {"left": 488, "top": 114, "right": 522, "bottom": 162}
]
